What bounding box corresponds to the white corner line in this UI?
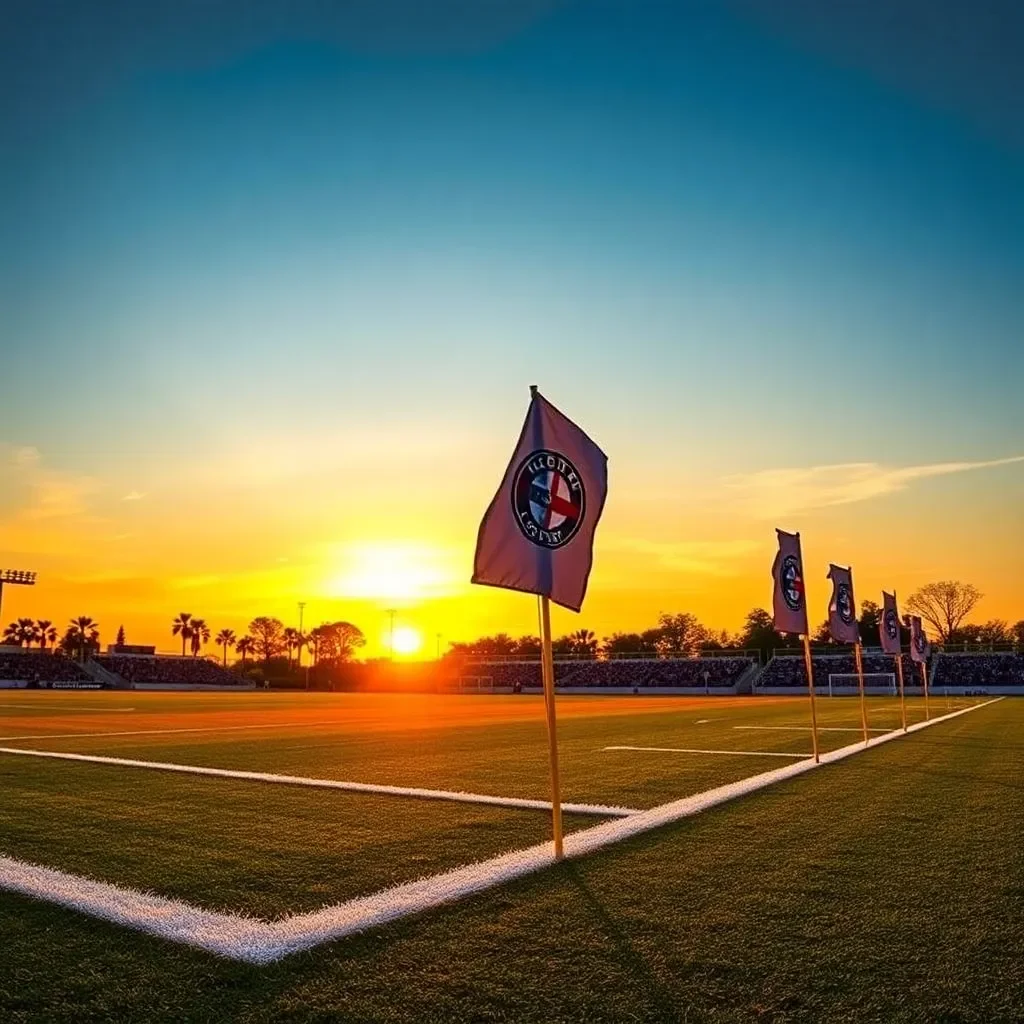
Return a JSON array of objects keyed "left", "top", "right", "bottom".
[
  {"left": 0, "top": 696, "right": 1004, "bottom": 964},
  {"left": 604, "top": 745, "right": 811, "bottom": 759},
  {"left": 0, "top": 746, "right": 636, "bottom": 819}
]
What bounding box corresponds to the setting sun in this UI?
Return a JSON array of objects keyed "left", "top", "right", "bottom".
[{"left": 390, "top": 626, "right": 422, "bottom": 657}]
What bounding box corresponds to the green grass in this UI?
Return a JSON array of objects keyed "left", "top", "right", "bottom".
[{"left": 1, "top": 693, "right": 1019, "bottom": 1022}]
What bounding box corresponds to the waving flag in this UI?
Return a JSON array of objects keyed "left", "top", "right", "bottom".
[
  {"left": 879, "top": 591, "right": 902, "bottom": 655},
  {"left": 909, "top": 615, "right": 931, "bottom": 663},
  {"left": 827, "top": 564, "right": 860, "bottom": 644},
  {"left": 771, "top": 529, "right": 809, "bottom": 635},
  {"left": 472, "top": 388, "right": 608, "bottom": 613}
]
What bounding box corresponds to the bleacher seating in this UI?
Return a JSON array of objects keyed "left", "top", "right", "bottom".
[
  {"left": 0, "top": 652, "right": 93, "bottom": 685},
  {"left": 462, "top": 657, "right": 754, "bottom": 690},
  {"left": 756, "top": 653, "right": 915, "bottom": 688},
  {"left": 932, "top": 652, "right": 1024, "bottom": 689},
  {"left": 96, "top": 655, "right": 241, "bottom": 686}
]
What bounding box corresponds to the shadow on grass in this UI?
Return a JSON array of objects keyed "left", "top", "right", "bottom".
[{"left": 562, "top": 861, "right": 682, "bottom": 1020}]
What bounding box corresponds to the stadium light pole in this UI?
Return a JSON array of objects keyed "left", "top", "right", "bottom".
[
  {"left": 0, "top": 569, "right": 37, "bottom": 626},
  {"left": 386, "top": 608, "right": 397, "bottom": 661}
]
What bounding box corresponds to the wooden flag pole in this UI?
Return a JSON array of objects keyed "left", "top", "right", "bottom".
[
  {"left": 854, "top": 642, "right": 868, "bottom": 744},
  {"left": 921, "top": 660, "right": 930, "bottom": 720},
  {"left": 895, "top": 653, "right": 907, "bottom": 732},
  {"left": 539, "top": 595, "right": 564, "bottom": 860},
  {"left": 801, "top": 634, "right": 820, "bottom": 763}
]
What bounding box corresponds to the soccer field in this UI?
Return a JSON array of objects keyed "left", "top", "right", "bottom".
[{"left": 1, "top": 691, "right": 1020, "bottom": 1022}]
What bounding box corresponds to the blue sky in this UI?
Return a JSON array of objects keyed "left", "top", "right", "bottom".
[{"left": 1, "top": 1, "right": 1022, "bottom": 646}]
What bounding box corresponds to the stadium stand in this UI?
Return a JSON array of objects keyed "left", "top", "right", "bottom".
[
  {"left": 0, "top": 651, "right": 94, "bottom": 686},
  {"left": 461, "top": 656, "right": 755, "bottom": 690},
  {"left": 96, "top": 655, "right": 242, "bottom": 687},
  {"left": 932, "top": 652, "right": 1024, "bottom": 689},
  {"left": 756, "top": 652, "right": 916, "bottom": 690}
]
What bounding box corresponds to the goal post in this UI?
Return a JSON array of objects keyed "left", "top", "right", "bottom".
[
  {"left": 456, "top": 674, "right": 495, "bottom": 694},
  {"left": 826, "top": 672, "right": 896, "bottom": 696}
]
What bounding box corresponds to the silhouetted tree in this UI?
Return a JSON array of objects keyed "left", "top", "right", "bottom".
[
  {"left": 215, "top": 629, "right": 236, "bottom": 666},
  {"left": 235, "top": 635, "right": 255, "bottom": 666},
  {"left": 189, "top": 618, "right": 210, "bottom": 656},
  {"left": 248, "top": 617, "right": 286, "bottom": 663},
  {"left": 66, "top": 617, "right": 99, "bottom": 660},
  {"left": 171, "top": 612, "right": 193, "bottom": 657},
  {"left": 656, "top": 612, "right": 710, "bottom": 655},
  {"left": 906, "top": 581, "right": 982, "bottom": 642},
  {"left": 858, "top": 600, "right": 881, "bottom": 648},
  {"left": 116, "top": 624, "right": 126, "bottom": 647},
  {"left": 36, "top": 619, "right": 57, "bottom": 650}
]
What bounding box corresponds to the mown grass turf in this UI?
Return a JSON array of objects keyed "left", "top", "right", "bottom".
[
  {"left": 0, "top": 692, "right": 970, "bottom": 810},
  {"left": 0, "top": 697, "right": 1018, "bottom": 1022},
  {"left": 0, "top": 756, "right": 603, "bottom": 917}
]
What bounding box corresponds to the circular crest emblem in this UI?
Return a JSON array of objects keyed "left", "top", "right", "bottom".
[
  {"left": 883, "top": 608, "right": 900, "bottom": 641},
  {"left": 836, "top": 583, "right": 855, "bottom": 625},
  {"left": 780, "top": 555, "right": 804, "bottom": 611},
  {"left": 511, "top": 449, "right": 586, "bottom": 549}
]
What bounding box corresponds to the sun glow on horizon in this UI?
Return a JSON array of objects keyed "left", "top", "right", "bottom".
[
  {"left": 325, "top": 542, "right": 458, "bottom": 602},
  {"left": 390, "top": 626, "right": 423, "bottom": 657}
]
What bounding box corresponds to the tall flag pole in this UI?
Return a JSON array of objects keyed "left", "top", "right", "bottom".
[
  {"left": 880, "top": 591, "right": 907, "bottom": 731},
  {"left": 910, "top": 615, "right": 931, "bottom": 720},
  {"left": 827, "top": 563, "right": 868, "bottom": 744},
  {"left": 772, "top": 529, "right": 819, "bottom": 763},
  {"left": 473, "top": 386, "right": 608, "bottom": 859}
]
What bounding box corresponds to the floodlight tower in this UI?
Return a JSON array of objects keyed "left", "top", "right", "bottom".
[{"left": 0, "top": 569, "right": 37, "bottom": 625}]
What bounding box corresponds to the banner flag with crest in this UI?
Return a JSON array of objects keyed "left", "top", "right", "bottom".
[
  {"left": 472, "top": 388, "right": 608, "bottom": 613},
  {"left": 772, "top": 529, "right": 809, "bottom": 635},
  {"left": 827, "top": 564, "right": 860, "bottom": 645},
  {"left": 910, "top": 615, "right": 931, "bottom": 664},
  {"left": 880, "top": 591, "right": 902, "bottom": 655}
]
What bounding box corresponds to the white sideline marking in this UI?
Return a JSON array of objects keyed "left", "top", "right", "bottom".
[
  {"left": 0, "top": 746, "right": 635, "bottom": 818},
  {"left": 0, "top": 721, "right": 345, "bottom": 742},
  {"left": 0, "top": 697, "right": 1004, "bottom": 964},
  {"left": 735, "top": 726, "right": 890, "bottom": 734},
  {"left": 605, "top": 745, "right": 811, "bottom": 759}
]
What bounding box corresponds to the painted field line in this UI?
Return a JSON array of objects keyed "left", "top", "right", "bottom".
[
  {"left": 605, "top": 745, "right": 811, "bottom": 759},
  {"left": 0, "top": 720, "right": 349, "bottom": 743},
  {"left": 735, "top": 726, "right": 890, "bottom": 734},
  {"left": 0, "top": 696, "right": 1004, "bottom": 964},
  {"left": 0, "top": 746, "right": 635, "bottom": 818},
  {"left": 0, "top": 704, "right": 136, "bottom": 713}
]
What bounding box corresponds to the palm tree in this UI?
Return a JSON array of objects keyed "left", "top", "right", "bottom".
[
  {"left": 68, "top": 616, "right": 99, "bottom": 660},
  {"left": 235, "top": 636, "right": 254, "bottom": 667},
  {"left": 569, "top": 628, "right": 598, "bottom": 657},
  {"left": 282, "top": 627, "right": 301, "bottom": 668},
  {"left": 215, "top": 628, "right": 237, "bottom": 667},
  {"left": 13, "top": 618, "right": 39, "bottom": 647},
  {"left": 36, "top": 619, "right": 57, "bottom": 650},
  {"left": 171, "top": 613, "right": 193, "bottom": 656},
  {"left": 189, "top": 618, "right": 210, "bottom": 657},
  {"left": 2, "top": 621, "right": 22, "bottom": 645}
]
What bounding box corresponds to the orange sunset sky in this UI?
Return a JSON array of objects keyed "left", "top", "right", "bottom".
[{"left": 3, "top": 5, "right": 1023, "bottom": 657}]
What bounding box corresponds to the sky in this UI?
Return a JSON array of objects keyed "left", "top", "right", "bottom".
[{"left": 2, "top": 1, "right": 1022, "bottom": 656}]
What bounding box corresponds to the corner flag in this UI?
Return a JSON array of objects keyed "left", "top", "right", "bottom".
[
  {"left": 909, "top": 615, "right": 931, "bottom": 663},
  {"left": 472, "top": 388, "right": 608, "bottom": 612},
  {"left": 880, "top": 591, "right": 902, "bottom": 655},
  {"left": 827, "top": 564, "right": 860, "bottom": 645},
  {"left": 771, "top": 529, "right": 809, "bottom": 636}
]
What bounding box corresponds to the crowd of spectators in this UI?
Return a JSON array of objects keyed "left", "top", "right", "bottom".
[
  {"left": 756, "top": 653, "right": 917, "bottom": 689},
  {"left": 96, "top": 655, "right": 241, "bottom": 686},
  {"left": 932, "top": 653, "right": 1024, "bottom": 689},
  {"left": 0, "top": 652, "right": 93, "bottom": 685},
  {"left": 461, "top": 657, "right": 755, "bottom": 690}
]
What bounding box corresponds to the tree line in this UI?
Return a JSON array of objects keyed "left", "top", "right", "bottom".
[{"left": 3, "top": 581, "right": 1020, "bottom": 665}]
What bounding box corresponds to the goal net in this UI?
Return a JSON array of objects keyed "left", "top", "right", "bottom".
[
  {"left": 456, "top": 675, "right": 496, "bottom": 694},
  {"left": 826, "top": 672, "right": 896, "bottom": 696}
]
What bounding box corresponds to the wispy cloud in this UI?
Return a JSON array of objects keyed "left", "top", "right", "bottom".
[
  {"left": 121, "top": 491, "right": 147, "bottom": 502},
  {"left": 608, "top": 538, "right": 759, "bottom": 576},
  {"left": 723, "top": 455, "right": 1024, "bottom": 519}
]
